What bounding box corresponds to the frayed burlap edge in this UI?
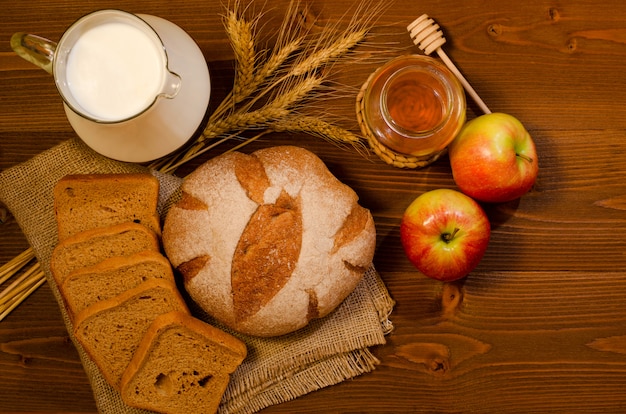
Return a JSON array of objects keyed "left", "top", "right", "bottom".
[
  {"left": 226, "top": 348, "right": 381, "bottom": 414},
  {"left": 219, "top": 266, "right": 395, "bottom": 414}
]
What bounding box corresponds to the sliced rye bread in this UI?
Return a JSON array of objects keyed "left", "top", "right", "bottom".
[
  {"left": 49, "top": 222, "right": 159, "bottom": 286},
  {"left": 60, "top": 251, "right": 175, "bottom": 320},
  {"left": 73, "top": 279, "right": 189, "bottom": 391},
  {"left": 120, "top": 311, "right": 247, "bottom": 414},
  {"left": 53, "top": 173, "right": 161, "bottom": 241}
]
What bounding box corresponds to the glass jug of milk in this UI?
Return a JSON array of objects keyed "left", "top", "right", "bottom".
[{"left": 11, "top": 9, "right": 211, "bottom": 163}]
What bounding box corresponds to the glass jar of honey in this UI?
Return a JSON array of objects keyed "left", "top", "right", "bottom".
[{"left": 361, "top": 54, "right": 466, "bottom": 157}]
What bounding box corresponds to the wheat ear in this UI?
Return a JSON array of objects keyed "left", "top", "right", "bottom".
[
  {"left": 168, "top": 73, "right": 326, "bottom": 172},
  {"left": 227, "top": 10, "right": 257, "bottom": 103},
  {"left": 289, "top": 29, "right": 368, "bottom": 77},
  {"left": 203, "top": 74, "right": 324, "bottom": 140},
  {"left": 244, "top": 0, "right": 306, "bottom": 97},
  {"left": 271, "top": 115, "right": 368, "bottom": 154}
]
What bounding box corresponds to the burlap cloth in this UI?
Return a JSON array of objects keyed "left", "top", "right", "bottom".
[{"left": 0, "top": 137, "right": 395, "bottom": 414}]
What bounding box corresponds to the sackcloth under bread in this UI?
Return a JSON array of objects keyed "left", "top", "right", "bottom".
[{"left": 0, "top": 137, "right": 395, "bottom": 414}]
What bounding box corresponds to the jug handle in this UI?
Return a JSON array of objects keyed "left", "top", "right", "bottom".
[{"left": 11, "top": 33, "right": 56, "bottom": 74}]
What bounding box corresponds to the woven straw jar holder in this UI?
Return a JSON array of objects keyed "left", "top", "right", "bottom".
[{"left": 356, "top": 54, "right": 466, "bottom": 169}]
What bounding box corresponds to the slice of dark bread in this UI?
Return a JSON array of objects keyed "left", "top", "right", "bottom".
[
  {"left": 61, "top": 250, "right": 175, "bottom": 319},
  {"left": 73, "top": 279, "right": 189, "bottom": 391},
  {"left": 53, "top": 173, "right": 161, "bottom": 241},
  {"left": 49, "top": 222, "right": 159, "bottom": 286},
  {"left": 120, "top": 311, "right": 247, "bottom": 414}
]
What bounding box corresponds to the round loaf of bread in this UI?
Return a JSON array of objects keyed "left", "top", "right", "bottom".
[{"left": 163, "top": 146, "right": 376, "bottom": 337}]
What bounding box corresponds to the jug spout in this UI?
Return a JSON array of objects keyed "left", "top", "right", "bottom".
[
  {"left": 161, "top": 70, "right": 182, "bottom": 99},
  {"left": 11, "top": 33, "right": 56, "bottom": 74}
]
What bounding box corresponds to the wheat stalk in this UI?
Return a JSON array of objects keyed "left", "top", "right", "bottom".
[
  {"left": 232, "top": 4, "right": 305, "bottom": 103},
  {"left": 289, "top": 29, "right": 368, "bottom": 77},
  {"left": 0, "top": 247, "right": 35, "bottom": 286},
  {"left": 163, "top": 73, "right": 325, "bottom": 171},
  {"left": 210, "top": 1, "right": 309, "bottom": 123},
  {"left": 210, "top": 9, "right": 257, "bottom": 122},
  {"left": 0, "top": 263, "right": 45, "bottom": 322},
  {"left": 0, "top": 249, "right": 44, "bottom": 322},
  {"left": 156, "top": 0, "right": 382, "bottom": 173},
  {"left": 228, "top": 11, "right": 257, "bottom": 102},
  {"left": 214, "top": 73, "right": 323, "bottom": 136},
  {"left": 271, "top": 115, "right": 360, "bottom": 145}
]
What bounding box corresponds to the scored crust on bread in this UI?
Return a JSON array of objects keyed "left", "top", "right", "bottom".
[
  {"left": 53, "top": 173, "right": 161, "bottom": 241},
  {"left": 120, "top": 311, "right": 247, "bottom": 414},
  {"left": 73, "top": 279, "right": 189, "bottom": 391},
  {"left": 163, "top": 146, "right": 376, "bottom": 337},
  {"left": 60, "top": 251, "right": 175, "bottom": 319},
  {"left": 49, "top": 222, "right": 159, "bottom": 286}
]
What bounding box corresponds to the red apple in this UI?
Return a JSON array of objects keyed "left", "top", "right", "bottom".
[
  {"left": 448, "top": 112, "right": 538, "bottom": 203},
  {"left": 400, "top": 189, "right": 490, "bottom": 282}
]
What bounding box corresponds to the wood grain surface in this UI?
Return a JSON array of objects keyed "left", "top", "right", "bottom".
[{"left": 2, "top": 0, "right": 626, "bottom": 412}]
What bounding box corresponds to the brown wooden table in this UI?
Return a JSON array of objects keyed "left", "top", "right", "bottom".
[{"left": 3, "top": 0, "right": 626, "bottom": 412}]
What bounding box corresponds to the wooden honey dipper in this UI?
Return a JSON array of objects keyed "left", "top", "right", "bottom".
[{"left": 407, "top": 14, "right": 491, "bottom": 114}]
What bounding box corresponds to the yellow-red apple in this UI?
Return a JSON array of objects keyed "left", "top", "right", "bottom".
[
  {"left": 448, "top": 112, "right": 538, "bottom": 203},
  {"left": 400, "top": 189, "right": 490, "bottom": 282}
]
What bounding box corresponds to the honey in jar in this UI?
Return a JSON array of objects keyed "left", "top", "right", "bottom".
[{"left": 362, "top": 54, "right": 466, "bottom": 157}]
